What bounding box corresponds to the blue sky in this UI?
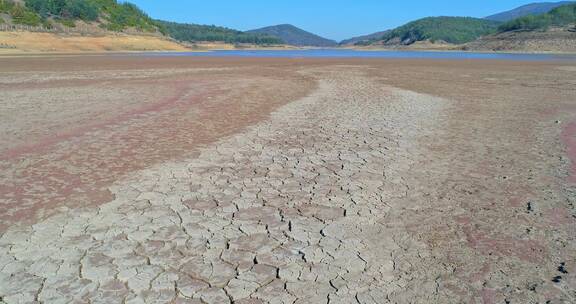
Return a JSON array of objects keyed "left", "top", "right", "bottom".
[{"left": 127, "top": 0, "right": 536, "bottom": 41}]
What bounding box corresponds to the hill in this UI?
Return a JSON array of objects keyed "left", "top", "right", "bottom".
[
  {"left": 247, "top": 24, "right": 337, "bottom": 47},
  {"left": 464, "top": 26, "right": 576, "bottom": 53},
  {"left": 0, "top": 0, "right": 159, "bottom": 31},
  {"left": 497, "top": 3, "right": 576, "bottom": 32},
  {"left": 485, "top": 1, "right": 574, "bottom": 22},
  {"left": 466, "top": 3, "right": 576, "bottom": 53},
  {"left": 340, "top": 30, "right": 390, "bottom": 46},
  {"left": 156, "top": 20, "right": 283, "bottom": 45},
  {"left": 377, "top": 17, "right": 500, "bottom": 46},
  {"left": 0, "top": 0, "right": 284, "bottom": 47}
]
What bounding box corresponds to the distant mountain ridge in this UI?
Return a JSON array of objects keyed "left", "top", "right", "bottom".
[
  {"left": 340, "top": 31, "right": 390, "bottom": 45},
  {"left": 156, "top": 20, "right": 283, "bottom": 45},
  {"left": 496, "top": 2, "right": 576, "bottom": 32},
  {"left": 485, "top": 1, "right": 575, "bottom": 22},
  {"left": 247, "top": 24, "right": 338, "bottom": 47}
]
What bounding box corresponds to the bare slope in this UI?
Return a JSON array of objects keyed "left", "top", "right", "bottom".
[
  {"left": 0, "top": 31, "right": 187, "bottom": 53},
  {"left": 464, "top": 26, "right": 576, "bottom": 52}
]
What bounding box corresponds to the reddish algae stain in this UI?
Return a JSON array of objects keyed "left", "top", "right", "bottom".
[
  {"left": 462, "top": 225, "right": 546, "bottom": 263},
  {"left": 480, "top": 288, "right": 496, "bottom": 304},
  {"left": 545, "top": 207, "right": 574, "bottom": 226}
]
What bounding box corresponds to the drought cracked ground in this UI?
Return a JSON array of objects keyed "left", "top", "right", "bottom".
[{"left": 0, "top": 57, "right": 575, "bottom": 303}]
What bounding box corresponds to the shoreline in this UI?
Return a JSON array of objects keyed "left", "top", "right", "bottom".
[
  {"left": 2, "top": 46, "right": 576, "bottom": 57},
  {"left": 341, "top": 45, "right": 576, "bottom": 55}
]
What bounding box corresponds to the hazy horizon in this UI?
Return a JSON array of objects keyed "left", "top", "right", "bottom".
[{"left": 124, "top": 0, "right": 554, "bottom": 41}]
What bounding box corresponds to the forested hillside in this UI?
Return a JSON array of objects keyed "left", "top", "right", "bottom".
[
  {"left": 340, "top": 30, "right": 390, "bottom": 45},
  {"left": 0, "top": 0, "right": 157, "bottom": 31},
  {"left": 379, "top": 17, "right": 500, "bottom": 45},
  {"left": 157, "top": 21, "right": 283, "bottom": 45},
  {"left": 498, "top": 3, "right": 576, "bottom": 31},
  {"left": 0, "top": 0, "right": 284, "bottom": 45},
  {"left": 247, "top": 24, "right": 338, "bottom": 47}
]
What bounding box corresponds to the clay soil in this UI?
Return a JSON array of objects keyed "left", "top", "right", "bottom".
[{"left": 0, "top": 55, "right": 575, "bottom": 303}]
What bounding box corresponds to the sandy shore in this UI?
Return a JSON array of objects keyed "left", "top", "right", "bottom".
[
  {"left": 0, "top": 32, "right": 302, "bottom": 55},
  {"left": 0, "top": 56, "right": 575, "bottom": 303},
  {"left": 0, "top": 32, "right": 190, "bottom": 54}
]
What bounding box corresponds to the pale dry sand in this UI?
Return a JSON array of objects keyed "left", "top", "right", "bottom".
[
  {"left": 0, "top": 56, "right": 575, "bottom": 303},
  {"left": 0, "top": 32, "right": 188, "bottom": 53},
  {"left": 0, "top": 32, "right": 298, "bottom": 54}
]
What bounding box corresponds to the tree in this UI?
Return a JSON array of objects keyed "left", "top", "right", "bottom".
[
  {"left": 65, "top": 0, "right": 98, "bottom": 21},
  {"left": 0, "top": 0, "right": 15, "bottom": 13},
  {"left": 10, "top": 4, "right": 42, "bottom": 26}
]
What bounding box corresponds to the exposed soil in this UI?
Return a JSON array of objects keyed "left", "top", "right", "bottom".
[
  {"left": 465, "top": 27, "right": 576, "bottom": 53},
  {"left": 0, "top": 32, "right": 188, "bottom": 53},
  {"left": 0, "top": 57, "right": 315, "bottom": 230},
  {"left": 0, "top": 56, "right": 575, "bottom": 303}
]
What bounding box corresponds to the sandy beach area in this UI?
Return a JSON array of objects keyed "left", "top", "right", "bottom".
[{"left": 0, "top": 55, "right": 575, "bottom": 303}]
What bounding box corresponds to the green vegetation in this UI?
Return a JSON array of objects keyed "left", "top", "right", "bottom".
[
  {"left": 353, "top": 40, "right": 373, "bottom": 46},
  {"left": 25, "top": 0, "right": 99, "bottom": 21},
  {"left": 247, "top": 24, "right": 338, "bottom": 47},
  {"left": 0, "top": 0, "right": 15, "bottom": 13},
  {"left": 95, "top": 0, "right": 157, "bottom": 32},
  {"left": 9, "top": 4, "right": 42, "bottom": 25},
  {"left": 498, "top": 3, "right": 576, "bottom": 32},
  {"left": 0, "top": 0, "right": 158, "bottom": 31},
  {"left": 0, "top": 0, "right": 40, "bottom": 26},
  {"left": 379, "top": 17, "right": 500, "bottom": 45},
  {"left": 60, "top": 18, "right": 76, "bottom": 27},
  {"left": 157, "top": 20, "right": 284, "bottom": 45},
  {"left": 25, "top": 0, "right": 157, "bottom": 31},
  {"left": 0, "top": 0, "right": 11, "bottom": 13},
  {"left": 0, "top": 0, "right": 282, "bottom": 44}
]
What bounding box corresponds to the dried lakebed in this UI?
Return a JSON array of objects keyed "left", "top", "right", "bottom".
[{"left": 0, "top": 58, "right": 575, "bottom": 304}]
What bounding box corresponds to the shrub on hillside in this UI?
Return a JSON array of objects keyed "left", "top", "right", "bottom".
[
  {"left": 10, "top": 4, "right": 41, "bottom": 26},
  {"left": 60, "top": 18, "right": 75, "bottom": 27},
  {"left": 354, "top": 40, "right": 375, "bottom": 46},
  {"left": 0, "top": 0, "right": 15, "bottom": 14}
]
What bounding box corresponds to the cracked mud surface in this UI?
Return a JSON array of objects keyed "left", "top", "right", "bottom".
[
  {"left": 0, "top": 62, "right": 313, "bottom": 231},
  {"left": 0, "top": 57, "right": 575, "bottom": 303}
]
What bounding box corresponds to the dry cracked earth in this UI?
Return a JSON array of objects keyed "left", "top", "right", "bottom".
[{"left": 0, "top": 56, "right": 575, "bottom": 304}]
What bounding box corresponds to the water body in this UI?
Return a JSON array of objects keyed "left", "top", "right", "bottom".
[{"left": 147, "top": 48, "right": 576, "bottom": 61}]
